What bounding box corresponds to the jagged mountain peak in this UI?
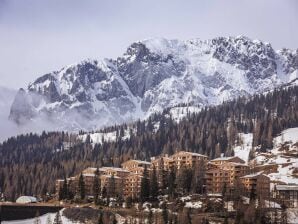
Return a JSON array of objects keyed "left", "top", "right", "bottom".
[{"left": 9, "top": 36, "right": 298, "bottom": 131}]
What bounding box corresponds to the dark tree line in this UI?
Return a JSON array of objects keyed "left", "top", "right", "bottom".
[{"left": 0, "top": 86, "right": 298, "bottom": 200}]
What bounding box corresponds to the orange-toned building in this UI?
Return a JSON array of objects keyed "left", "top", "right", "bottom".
[
  {"left": 123, "top": 173, "right": 143, "bottom": 200},
  {"left": 206, "top": 160, "right": 249, "bottom": 195},
  {"left": 121, "top": 160, "right": 151, "bottom": 172},
  {"left": 151, "top": 156, "right": 175, "bottom": 171},
  {"left": 240, "top": 172, "right": 270, "bottom": 198},
  {"left": 209, "top": 156, "right": 245, "bottom": 167},
  {"left": 100, "top": 174, "right": 123, "bottom": 197},
  {"left": 171, "top": 151, "right": 208, "bottom": 170}
]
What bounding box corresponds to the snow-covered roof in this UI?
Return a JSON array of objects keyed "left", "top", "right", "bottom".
[
  {"left": 230, "top": 162, "right": 248, "bottom": 167},
  {"left": 101, "top": 167, "right": 130, "bottom": 172},
  {"left": 16, "top": 196, "right": 37, "bottom": 204},
  {"left": 173, "top": 151, "right": 208, "bottom": 157},
  {"left": 83, "top": 173, "right": 95, "bottom": 177},
  {"left": 240, "top": 171, "right": 265, "bottom": 179},
  {"left": 211, "top": 156, "right": 237, "bottom": 161},
  {"left": 276, "top": 185, "right": 298, "bottom": 191},
  {"left": 125, "top": 160, "right": 151, "bottom": 165}
]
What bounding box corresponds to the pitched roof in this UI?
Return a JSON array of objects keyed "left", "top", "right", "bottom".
[
  {"left": 123, "top": 159, "right": 151, "bottom": 165},
  {"left": 101, "top": 167, "right": 130, "bottom": 172},
  {"left": 276, "top": 185, "right": 298, "bottom": 191},
  {"left": 173, "top": 151, "right": 208, "bottom": 157},
  {"left": 211, "top": 156, "right": 236, "bottom": 161},
  {"left": 240, "top": 171, "right": 265, "bottom": 179}
]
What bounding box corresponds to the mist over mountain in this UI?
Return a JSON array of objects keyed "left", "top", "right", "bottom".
[
  {"left": 0, "top": 86, "right": 18, "bottom": 141},
  {"left": 8, "top": 36, "right": 298, "bottom": 132}
]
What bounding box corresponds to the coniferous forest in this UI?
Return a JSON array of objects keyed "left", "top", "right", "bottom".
[{"left": 0, "top": 85, "right": 297, "bottom": 200}]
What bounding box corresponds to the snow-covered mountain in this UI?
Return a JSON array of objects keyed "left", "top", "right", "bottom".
[{"left": 9, "top": 36, "right": 298, "bottom": 131}]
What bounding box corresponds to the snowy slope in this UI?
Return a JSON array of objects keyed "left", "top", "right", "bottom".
[
  {"left": 233, "top": 133, "right": 253, "bottom": 163},
  {"left": 9, "top": 36, "right": 298, "bottom": 131},
  {"left": 254, "top": 128, "right": 298, "bottom": 185},
  {"left": 2, "top": 210, "right": 76, "bottom": 224}
]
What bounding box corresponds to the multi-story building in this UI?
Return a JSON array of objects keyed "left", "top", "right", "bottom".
[
  {"left": 121, "top": 160, "right": 151, "bottom": 172},
  {"left": 274, "top": 185, "right": 298, "bottom": 208},
  {"left": 170, "top": 151, "right": 208, "bottom": 170},
  {"left": 121, "top": 159, "right": 151, "bottom": 199},
  {"left": 239, "top": 172, "right": 270, "bottom": 198},
  {"left": 151, "top": 155, "right": 174, "bottom": 171},
  {"left": 206, "top": 161, "right": 249, "bottom": 195},
  {"left": 100, "top": 174, "right": 123, "bottom": 197},
  {"left": 124, "top": 173, "right": 143, "bottom": 200},
  {"left": 209, "top": 156, "right": 246, "bottom": 167}
]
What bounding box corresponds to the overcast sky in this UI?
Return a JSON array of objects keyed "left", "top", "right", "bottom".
[{"left": 0, "top": 0, "right": 297, "bottom": 89}]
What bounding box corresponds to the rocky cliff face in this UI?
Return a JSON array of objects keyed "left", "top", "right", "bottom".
[{"left": 9, "top": 36, "right": 298, "bottom": 131}]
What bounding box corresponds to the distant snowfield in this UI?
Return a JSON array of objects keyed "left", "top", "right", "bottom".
[
  {"left": 2, "top": 210, "right": 77, "bottom": 224},
  {"left": 79, "top": 128, "right": 132, "bottom": 145},
  {"left": 168, "top": 106, "right": 201, "bottom": 122},
  {"left": 273, "top": 127, "right": 298, "bottom": 149},
  {"left": 233, "top": 133, "right": 253, "bottom": 163}
]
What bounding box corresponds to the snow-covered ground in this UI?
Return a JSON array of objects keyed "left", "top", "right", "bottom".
[
  {"left": 168, "top": 106, "right": 201, "bottom": 122},
  {"left": 79, "top": 128, "right": 131, "bottom": 145},
  {"left": 254, "top": 128, "right": 298, "bottom": 185},
  {"left": 184, "top": 201, "right": 203, "bottom": 209},
  {"left": 273, "top": 128, "right": 298, "bottom": 148},
  {"left": 2, "top": 210, "right": 77, "bottom": 224},
  {"left": 233, "top": 133, "right": 253, "bottom": 163},
  {"left": 288, "top": 208, "right": 298, "bottom": 224}
]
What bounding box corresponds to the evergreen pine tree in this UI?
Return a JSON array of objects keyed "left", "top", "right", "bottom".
[
  {"left": 61, "top": 177, "right": 68, "bottom": 200},
  {"left": 97, "top": 212, "right": 104, "bottom": 224},
  {"left": 53, "top": 212, "right": 63, "bottom": 224},
  {"left": 78, "top": 173, "right": 85, "bottom": 200},
  {"left": 162, "top": 204, "right": 168, "bottom": 224},
  {"left": 93, "top": 168, "right": 100, "bottom": 204},
  {"left": 148, "top": 209, "right": 153, "bottom": 224},
  {"left": 185, "top": 209, "right": 192, "bottom": 224},
  {"left": 108, "top": 174, "right": 116, "bottom": 198},
  {"left": 222, "top": 182, "right": 227, "bottom": 199},
  {"left": 168, "top": 169, "right": 176, "bottom": 198},
  {"left": 140, "top": 166, "right": 150, "bottom": 202},
  {"left": 150, "top": 166, "right": 159, "bottom": 201},
  {"left": 34, "top": 211, "right": 41, "bottom": 224}
]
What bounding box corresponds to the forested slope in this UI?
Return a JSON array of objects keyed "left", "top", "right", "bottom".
[{"left": 0, "top": 85, "right": 297, "bottom": 200}]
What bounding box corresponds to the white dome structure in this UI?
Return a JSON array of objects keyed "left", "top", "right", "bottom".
[{"left": 16, "top": 196, "right": 37, "bottom": 204}]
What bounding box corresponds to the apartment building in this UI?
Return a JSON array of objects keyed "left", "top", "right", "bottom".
[
  {"left": 274, "top": 185, "right": 298, "bottom": 208},
  {"left": 209, "top": 156, "right": 245, "bottom": 167},
  {"left": 123, "top": 173, "right": 143, "bottom": 199},
  {"left": 121, "top": 160, "right": 151, "bottom": 171},
  {"left": 171, "top": 151, "right": 208, "bottom": 170},
  {"left": 151, "top": 156, "right": 174, "bottom": 171},
  {"left": 206, "top": 161, "right": 249, "bottom": 195},
  {"left": 239, "top": 172, "right": 270, "bottom": 198},
  {"left": 100, "top": 174, "right": 123, "bottom": 197}
]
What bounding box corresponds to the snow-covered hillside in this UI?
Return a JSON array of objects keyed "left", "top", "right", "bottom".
[
  {"left": 233, "top": 133, "right": 253, "bottom": 163},
  {"left": 9, "top": 36, "right": 298, "bottom": 131},
  {"left": 2, "top": 211, "right": 75, "bottom": 224},
  {"left": 254, "top": 128, "right": 298, "bottom": 185}
]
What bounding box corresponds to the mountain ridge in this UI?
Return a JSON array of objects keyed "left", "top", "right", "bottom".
[{"left": 9, "top": 36, "right": 298, "bottom": 131}]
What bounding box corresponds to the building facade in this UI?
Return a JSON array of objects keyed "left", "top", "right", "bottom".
[
  {"left": 274, "top": 185, "right": 298, "bottom": 208},
  {"left": 240, "top": 172, "right": 270, "bottom": 199},
  {"left": 206, "top": 159, "right": 249, "bottom": 195}
]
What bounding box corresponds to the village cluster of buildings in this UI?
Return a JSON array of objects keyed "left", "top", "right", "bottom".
[{"left": 56, "top": 151, "right": 298, "bottom": 207}]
